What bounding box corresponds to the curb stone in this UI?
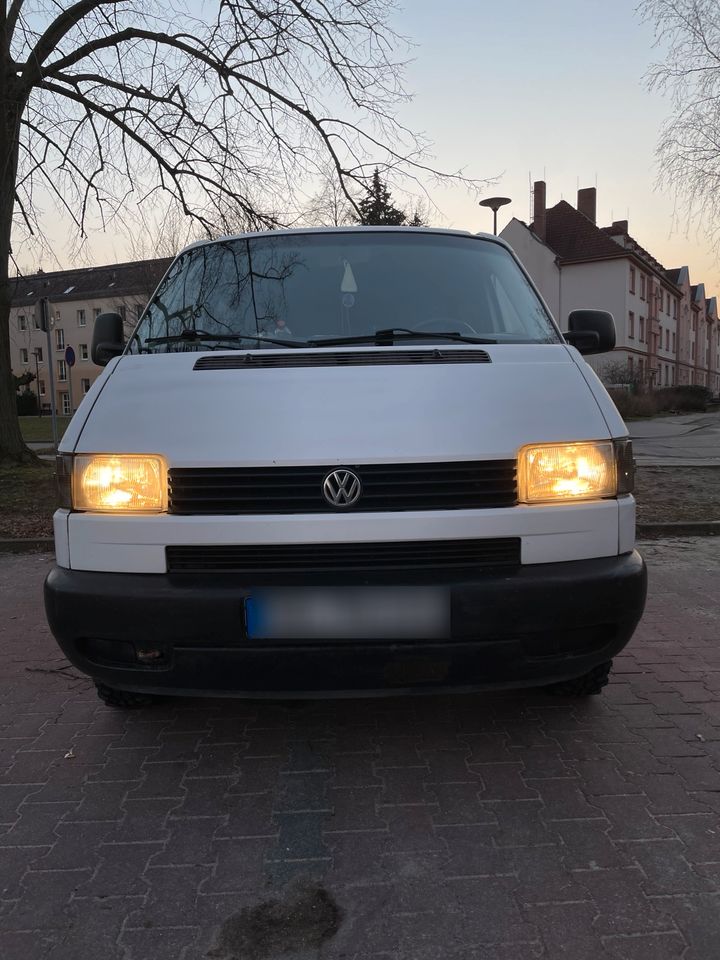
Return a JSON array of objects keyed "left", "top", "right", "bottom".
[{"left": 636, "top": 521, "right": 720, "bottom": 538}]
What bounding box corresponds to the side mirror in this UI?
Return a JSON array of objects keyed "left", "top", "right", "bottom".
[
  {"left": 92, "top": 313, "right": 124, "bottom": 366},
  {"left": 565, "top": 309, "right": 616, "bottom": 355}
]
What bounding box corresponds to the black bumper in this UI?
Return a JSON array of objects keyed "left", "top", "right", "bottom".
[{"left": 44, "top": 552, "right": 647, "bottom": 697}]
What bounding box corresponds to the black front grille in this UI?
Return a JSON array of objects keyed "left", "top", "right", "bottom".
[
  {"left": 193, "top": 349, "right": 491, "bottom": 370},
  {"left": 166, "top": 538, "right": 520, "bottom": 573},
  {"left": 168, "top": 461, "right": 517, "bottom": 515}
]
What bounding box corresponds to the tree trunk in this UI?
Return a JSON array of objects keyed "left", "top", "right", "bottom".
[{"left": 0, "top": 63, "right": 35, "bottom": 463}]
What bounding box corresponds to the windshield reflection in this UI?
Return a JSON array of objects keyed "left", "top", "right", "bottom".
[{"left": 130, "top": 232, "right": 559, "bottom": 352}]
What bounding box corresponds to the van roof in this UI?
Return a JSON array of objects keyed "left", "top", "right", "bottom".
[{"left": 179, "top": 225, "right": 509, "bottom": 257}]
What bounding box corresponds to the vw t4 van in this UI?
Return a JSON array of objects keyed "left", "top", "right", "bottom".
[{"left": 44, "top": 227, "right": 647, "bottom": 707}]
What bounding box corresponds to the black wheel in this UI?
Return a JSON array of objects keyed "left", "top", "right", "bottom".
[
  {"left": 95, "top": 682, "right": 156, "bottom": 709},
  {"left": 544, "top": 660, "right": 612, "bottom": 697}
]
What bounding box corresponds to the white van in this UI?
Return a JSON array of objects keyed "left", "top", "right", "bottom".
[{"left": 44, "top": 227, "right": 646, "bottom": 708}]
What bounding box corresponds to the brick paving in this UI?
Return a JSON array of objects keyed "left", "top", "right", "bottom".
[{"left": 1, "top": 539, "right": 719, "bottom": 960}]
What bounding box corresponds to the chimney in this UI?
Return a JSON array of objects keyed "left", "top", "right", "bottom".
[
  {"left": 610, "top": 219, "right": 628, "bottom": 235},
  {"left": 533, "top": 181, "right": 546, "bottom": 241},
  {"left": 577, "top": 187, "right": 597, "bottom": 224}
]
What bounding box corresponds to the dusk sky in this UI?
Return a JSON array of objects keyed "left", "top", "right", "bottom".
[
  {"left": 30, "top": 1, "right": 718, "bottom": 294},
  {"left": 397, "top": 0, "right": 718, "bottom": 289}
]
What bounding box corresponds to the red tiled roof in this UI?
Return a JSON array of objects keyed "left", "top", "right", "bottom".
[
  {"left": 535, "top": 201, "right": 627, "bottom": 263},
  {"left": 531, "top": 201, "right": 677, "bottom": 286},
  {"left": 599, "top": 226, "right": 666, "bottom": 275}
]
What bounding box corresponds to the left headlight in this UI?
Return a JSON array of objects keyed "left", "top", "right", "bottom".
[
  {"left": 71, "top": 455, "right": 167, "bottom": 513},
  {"left": 518, "top": 441, "right": 617, "bottom": 504}
]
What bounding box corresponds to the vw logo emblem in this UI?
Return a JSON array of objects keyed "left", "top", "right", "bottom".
[{"left": 322, "top": 469, "right": 362, "bottom": 508}]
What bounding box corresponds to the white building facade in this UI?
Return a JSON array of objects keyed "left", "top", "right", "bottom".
[
  {"left": 501, "top": 182, "right": 719, "bottom": 393},
  {"left": 10, "top": 258, "right": 170, "bottom": 415}
]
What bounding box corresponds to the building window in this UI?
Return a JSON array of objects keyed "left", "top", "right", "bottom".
[
  {"left": 666, "top": 293, "right": 670, "bottom": 314},
  {"left": 33, "top": 313, "right": 40, "bottom": 329},
  {"left": 58, "top": 359, "right": 67, "bottom": 382},
  {"left": 34, "top": 347, "right": 43, "bottom": 362},
  {"left": 673, "top": 332, "right": 676, "bottom": 353},
  {"left": 18, "top": 314, "right": 27, "bottom": 331},
  {"left": 93, "top": 307, "right": 101, "bottom": 319},
  {"left": 691, "top": 343, "right": 695, "bottom": 360},
  {"left": 81, "top": 378, "right": 91, "bottom": 394},
  {"left": 673, "top": 300, "right": 677, "bottom": 319},
  {"left": 639, "top": 317, "right": 645, "bottom": 342},
  {"left": 629, "top": 267, "right": 636, "bottom": 294},
  {"left": 77, "top": 309, "right": 86, "bottom": 327},
  {"left": 61, "top": 392, "right": 71, "bottom": 415},
  {"left": 640, "top": 275, "right": 646, "bottom": 300},
  {"left": 658, "top": 324, "right": 663, "bottom": 349},
  {"left": 665, "top": 365, "right": 669, "bottom": 386},
  {"left": 39, "top": 380, "right": 46, "bottom": 397},
  {"left": 79, "top": 343, "right": 89, "bottom": 361},
  {"left": 55, "top": 328, "right": 65, "bottom": 350},
  {"left": 638, "top": 358, "right": 644, "bottom": 378},
  {"left": 20, "top": 348, "right": 29, "bottom": 364},
  {"left": 665, "top": 329, "right": 670, "bottom": 351},
  {"left": 628, "top": 311, "right": 635, "bottom": 338},
  {"left": 628, "top": 356, "right": 634, "bottom": 373}
]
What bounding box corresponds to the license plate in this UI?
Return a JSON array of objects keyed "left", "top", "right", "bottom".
[{"left": 245, "top": 588, "right": 449, "bottom": 640}]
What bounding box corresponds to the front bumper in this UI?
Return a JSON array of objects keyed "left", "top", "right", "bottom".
[{"left": 44, "top": 552, "right": 646, "bottom": 697}]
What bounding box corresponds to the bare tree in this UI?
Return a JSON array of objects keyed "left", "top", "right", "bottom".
[
  {"left": 301, "top": 166, "right": 357, "bottom": 227},
  {"left": 600, "top": 359, "right": 641, "bottom": 392},
  {"left": 0, "top": 1, "right": 488, "bottom": 462},
  {"left": 640, "top": 0, "right": 720, "bottom": 249}
]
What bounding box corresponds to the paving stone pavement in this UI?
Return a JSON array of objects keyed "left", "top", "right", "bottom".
[{"left": 1, "top": 540, "right": 719, "bottom": 960}]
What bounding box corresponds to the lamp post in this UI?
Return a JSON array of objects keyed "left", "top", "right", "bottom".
[
  {"left": 479, "top": 197, "right": 512, "bottom": 235},
  {"left": 32, "top": 348, "right": 42, "bottom": 418}
]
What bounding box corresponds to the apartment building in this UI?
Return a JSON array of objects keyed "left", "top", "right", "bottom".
[
  {"left": 9, "top": 257, "right": 171, "bottom": 415},
  {"left": 501, "top": 182, "right": 720, "bottom": 393}
]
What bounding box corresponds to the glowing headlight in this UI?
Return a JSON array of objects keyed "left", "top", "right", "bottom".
[
  {"left": 518, "top": 442, "right": 616, "bottom": 504},
  {"left": 73, "top": 455, "right": 166, "bottom": 512}
]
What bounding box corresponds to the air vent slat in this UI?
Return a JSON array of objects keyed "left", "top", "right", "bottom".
[
  {"left": 193, "top": 349, "right": 491, "bottom": 370},
  {"left": 166, "top": 538, "right": 520, "bottom": 573}
]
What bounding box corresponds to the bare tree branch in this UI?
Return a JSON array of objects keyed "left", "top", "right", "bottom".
[
  {"left": 640, "top": 0, "right": 720, "bottom": 250},
  {"left": 0, "top": 0, "right": 491, "bottom": 461}
]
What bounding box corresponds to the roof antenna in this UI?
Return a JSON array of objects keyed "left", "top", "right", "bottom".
[{"left": 528, "top": 171, "right": 532, "bottom": 222}]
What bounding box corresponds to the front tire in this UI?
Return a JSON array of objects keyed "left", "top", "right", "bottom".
[
  {"left": 544, "top": 660, "right": 612, "bottom": 697},
  {"left": 95, "top": 682, "right": 156, "bottom": 709}
]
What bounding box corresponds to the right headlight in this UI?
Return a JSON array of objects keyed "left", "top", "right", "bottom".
[{"left": 518, "top": 439, "right": 634, "bottom": 504}]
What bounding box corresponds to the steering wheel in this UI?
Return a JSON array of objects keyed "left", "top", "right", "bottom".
[{"left": 412, "top": 317, "right": 480, "bottom": 336}]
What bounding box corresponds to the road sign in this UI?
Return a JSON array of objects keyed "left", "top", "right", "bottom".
[{"left": 65, "top": 346, "right": 76, "bottom": 367}]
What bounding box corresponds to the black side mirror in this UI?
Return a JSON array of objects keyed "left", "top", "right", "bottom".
[
  {"left": 92, "top": 313, "right": 124, "bottom": 366},
  {"left": 565, "top": 309, "right": 616, "bottom": 355}
]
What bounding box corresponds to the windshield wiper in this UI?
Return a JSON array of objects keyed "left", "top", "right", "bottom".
[
  {"left": 144, "top": 330, "right": 309, "bottom": 349},
  {"left": 309, "top": 328, "right": 497, "bottom": 347}
]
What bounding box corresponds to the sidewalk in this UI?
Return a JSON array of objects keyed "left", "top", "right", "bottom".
[{"left": 629, "top": 412, "right": 720, "bottom": 466}]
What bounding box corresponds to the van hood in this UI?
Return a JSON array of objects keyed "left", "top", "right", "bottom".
[{"left": 68, "top": 345, "right": 618, "bottom": 465}]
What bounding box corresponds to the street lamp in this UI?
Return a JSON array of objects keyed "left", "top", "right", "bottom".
[
  {"left": 479, "top": 197, "right": 512, "bottom": 235},
  {"left": 32, "top": 348, "right": 43, "bottom": 418}
]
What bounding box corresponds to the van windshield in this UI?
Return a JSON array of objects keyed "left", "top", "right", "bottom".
[{"left": 129, "top": 231, "right": 560, "bottom": 352}]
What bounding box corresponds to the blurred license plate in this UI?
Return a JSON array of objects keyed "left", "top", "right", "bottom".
[{"left": 245, "top": 588, "right": 449, "bottom": 640}]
